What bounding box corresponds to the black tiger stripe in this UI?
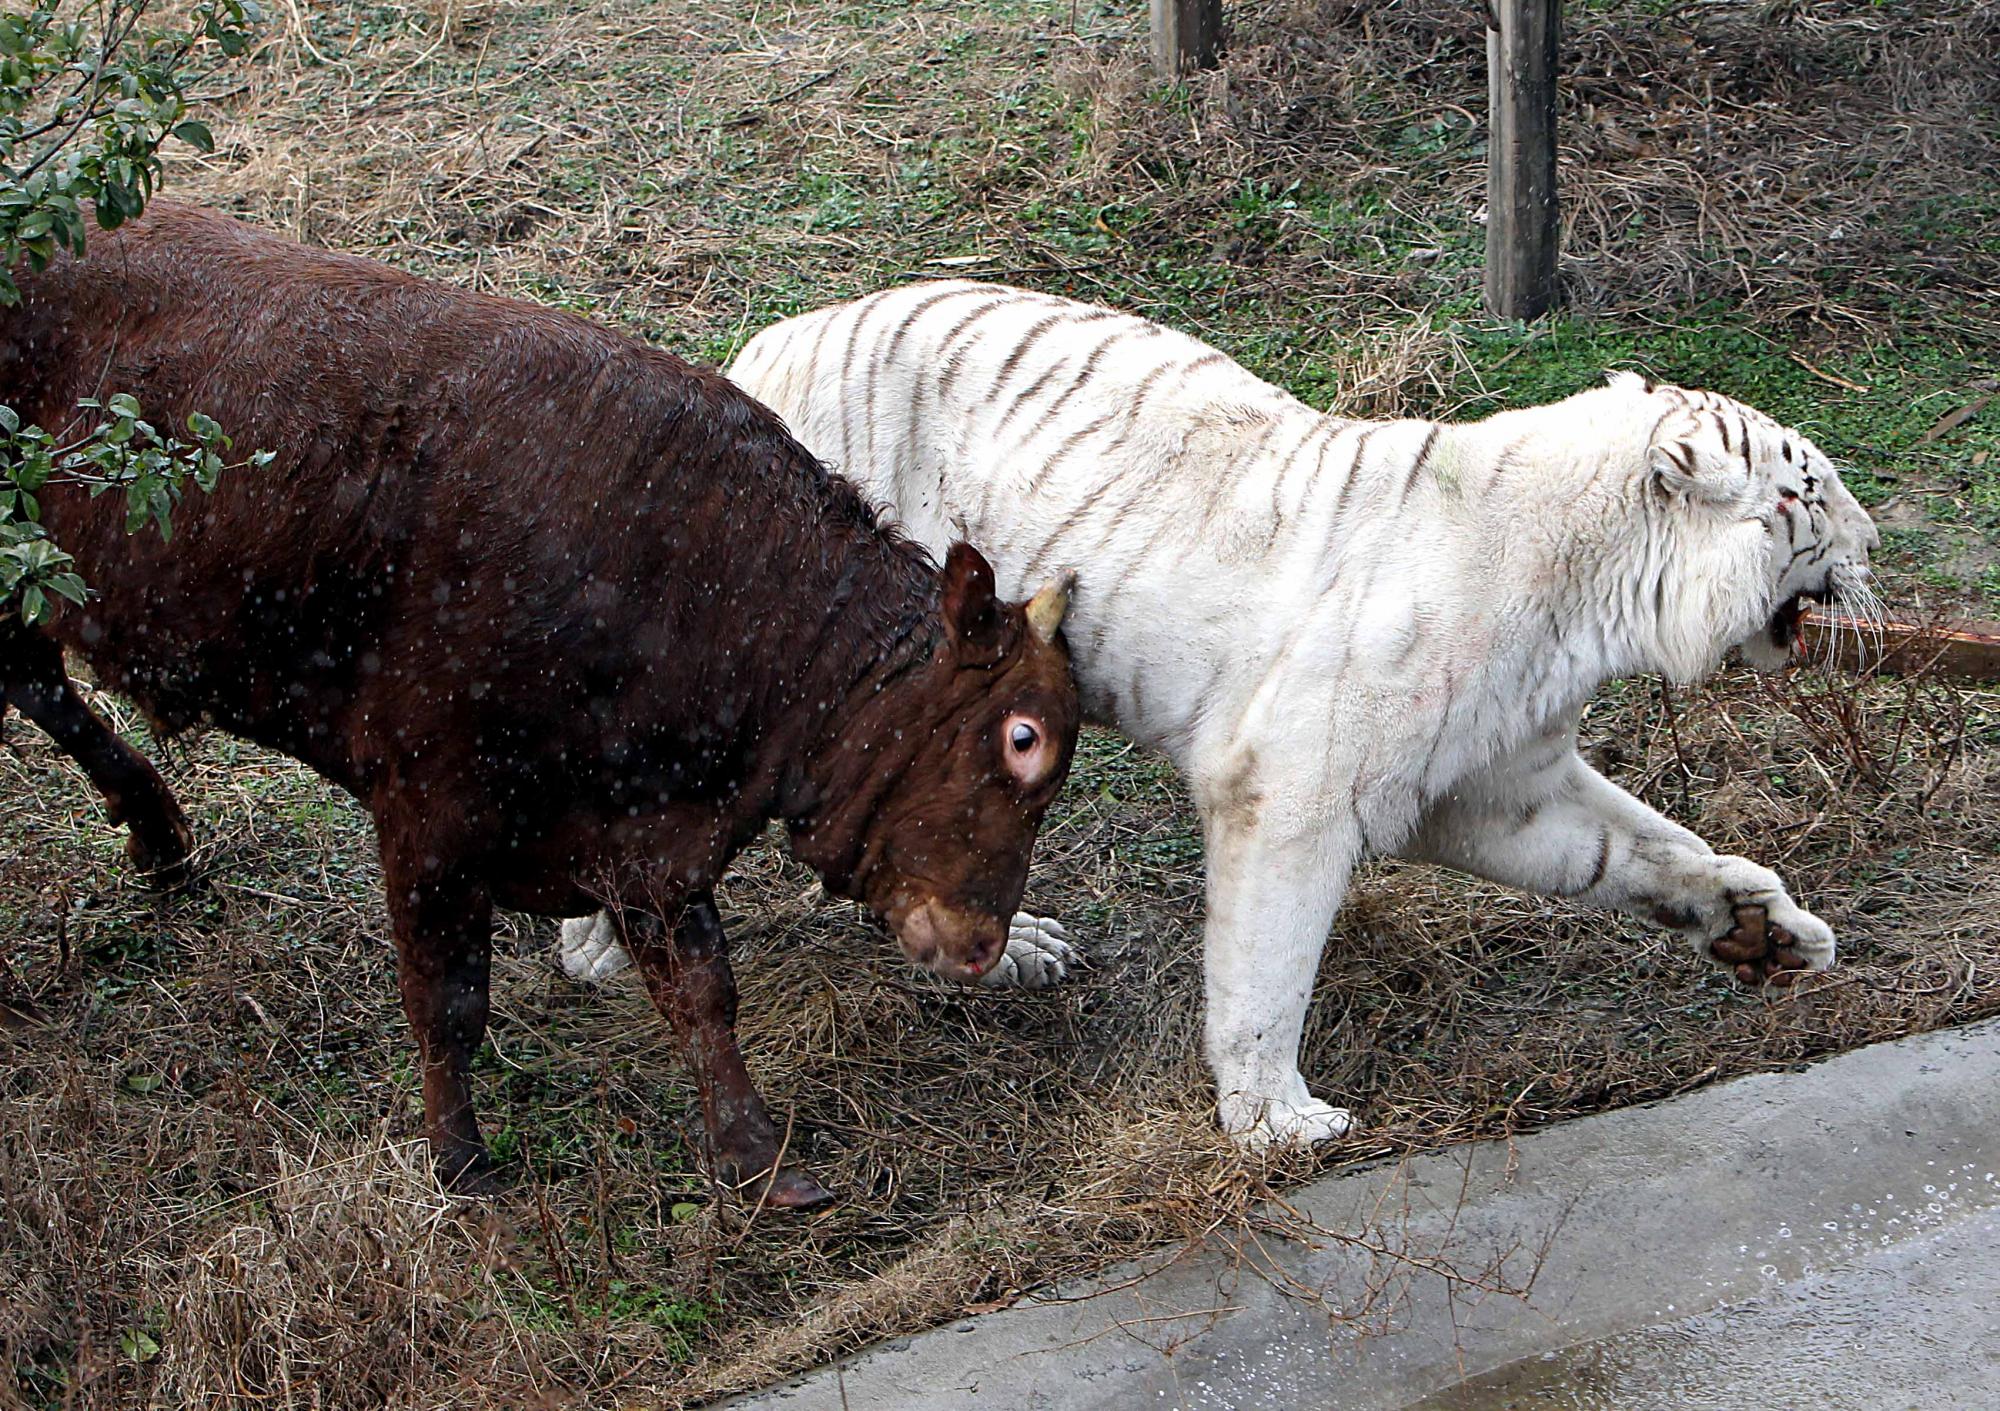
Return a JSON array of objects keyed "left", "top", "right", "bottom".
[
  {"left": 1080, "top": 463, "right": 1184, "bottom": 639},
  {"left": 1085, "top": 483, "right": 1183, "bottom": 644},
  {"left": 932, "top": 297, "right": 1018, "bottom": 400},
  {"left": 1111, "top": 356, "right": 1182, "bottom": 446},
  {"left": 1581, "top": 829, "right": 1613, "bottom": 895},
  {"left": 1229, "top": 416, "right": 1288, "bottom": 490},
  {"left": 993, "top": 309, "right": 1115, "bottom": 391},
  {"left": 888, "top": 296, "right": 991, "bottom": 496},
  {"left": 881, "top": 284, "right": 989, "bottom": 366},
  {"left": 988, "top": 364, "right": 1066, "bottom": 448},
  {"left": 797, "top": 308, "right": 844, "bottom": 414},
  {"left": 833, "top": 298, "right": 883, "bottom": 469},
  {"left": 1010, "top": 328, "right": 1143, "bottom": 453},
  {"left": 1275, "top": 416, "right": 1340, "bottom": 508},
  {"left": 1419, "top": 682, "right": 1457, "bottom": 794},
  {"left": 1398, "top": 424, "right": 1440, "bottom": 507},
  {"left": 1293, "top": 418, "right": 1358, "bottom": 523},
  {"left": 1020, "top": 496, "right": 1098, "bottom": 587},
  {"left": 850, "top": 290, "right": 910, "bottom": 494},
  {"left": 1025, "top": 410, "right": 1120, "bottom": 496},
  {"left": 1164, "top": 657, "right": 1230, "bottom": 755},
  {"left": 1328, "top": 427, "right": 1379, "bottom": 526},
  {"left": 1264, "top": 416, "right": 1331, "bottom": 517}
]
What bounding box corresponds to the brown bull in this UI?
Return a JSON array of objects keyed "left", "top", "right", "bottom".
[{"left": 0, "top": 203, "right": 1080, "bottom": 1206}]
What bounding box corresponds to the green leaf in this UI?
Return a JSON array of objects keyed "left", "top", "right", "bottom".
[
  {"left": 669, "top": 1201, "right": 701, "bottom": 1222},
  {"left": 171, "top": 119, "right": 214, "bottom": 153},
  {"left": 119, "top": 1328, "right": 161, "bottom": 1363},
  {"left": 123, "top": 1071, "right": 164, "bottom": 1094}
]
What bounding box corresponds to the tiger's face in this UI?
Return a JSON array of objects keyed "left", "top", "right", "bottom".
[
  {"left": 1742, "top": 417, "right": 1880, "bottom": 670},
  {"left": 1638, "top": 379, "right": 1882, "bottom": 672}
]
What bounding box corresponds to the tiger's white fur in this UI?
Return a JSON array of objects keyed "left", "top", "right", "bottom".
[{"left": 563, "top": 281, "right": 1881, "bottom": 1149}]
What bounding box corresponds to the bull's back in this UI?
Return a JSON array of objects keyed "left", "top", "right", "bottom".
[{"left": 0, "top": 204, "right": 852, "bottom": 796}]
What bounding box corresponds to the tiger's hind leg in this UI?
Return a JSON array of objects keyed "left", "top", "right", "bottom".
[{"left": 1, "top": 624, "right": 194, "bottom": 888}]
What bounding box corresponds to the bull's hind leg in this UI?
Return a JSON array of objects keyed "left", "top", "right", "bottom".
[
  {"left": 379, "top": 843, "right": 499, "bottom": 1193},
  {"left": 621, "top": 895, "right": 834, "bottom": 1210},
  {"left": 0, "top": 625, "right": 193, "bottom": 887}
]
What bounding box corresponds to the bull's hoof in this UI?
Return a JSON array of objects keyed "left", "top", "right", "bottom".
[
  {"left": 1710, "top": 904, "right": 1811, "bottom": 988},
  {"left": 125, "top": 812, "right": 196, "bottom": 892},
  {"left": 728, "top": 1162, "right": 836, "bottom": 1211},
  {"left": 436, "top": 1144, "right": 508, "bottom": 1197}
]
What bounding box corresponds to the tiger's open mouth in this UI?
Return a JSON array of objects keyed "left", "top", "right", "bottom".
[{"left": 1767, "top": 581, "right": 1835, "bottom": 651}]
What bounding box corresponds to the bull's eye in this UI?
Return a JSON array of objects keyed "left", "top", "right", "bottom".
[
  {"left": 1001, "top": 712, "right": 1050, "bottom": 787},
  {"left": 1778, "top": 487, "right": 1800, "bottom": 502}
]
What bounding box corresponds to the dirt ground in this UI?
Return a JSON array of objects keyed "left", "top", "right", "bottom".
[{"left": 4, "top": 1, "right": 1998, "bottom": 1407}]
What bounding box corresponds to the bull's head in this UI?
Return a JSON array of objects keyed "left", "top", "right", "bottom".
[{"left": 791, "top": 542, "right": 1080, "bottom": 982}]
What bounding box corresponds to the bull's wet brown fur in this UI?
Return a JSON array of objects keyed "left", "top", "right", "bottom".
[{"left": 0, "top": 201, "right": 1079, "bottom": 1204}]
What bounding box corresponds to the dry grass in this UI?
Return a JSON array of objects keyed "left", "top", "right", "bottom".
[{"left": 4, "top": 0, "right": 2000, "bottom": 1406}]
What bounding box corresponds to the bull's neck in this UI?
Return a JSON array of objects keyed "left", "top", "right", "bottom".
[{"left": 770, "top": 548, "right": 942, "bottom": 893}]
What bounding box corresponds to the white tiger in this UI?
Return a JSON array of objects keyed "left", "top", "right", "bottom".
[{"left": 563, "top": 281, "right": 1881, "bottom": 1150}]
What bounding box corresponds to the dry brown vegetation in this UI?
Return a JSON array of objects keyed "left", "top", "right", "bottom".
[{"left": 4, "top": 1, "right": 1999, "bottom": 1406}]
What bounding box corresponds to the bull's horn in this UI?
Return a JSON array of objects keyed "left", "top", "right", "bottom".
[{"left": 1025, "top": 571, "right": 1074, "bottom": 643}]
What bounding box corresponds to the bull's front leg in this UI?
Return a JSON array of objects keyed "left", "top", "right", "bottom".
[
  {"left": 1403, "top": 737, "right": 1835, "bottom": 984},
  {"left": 622, "top": 895, "right": 834, "bottom": 1210}
]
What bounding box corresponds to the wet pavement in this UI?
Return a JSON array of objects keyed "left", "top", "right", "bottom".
[
  {"left": 1411, "top": 1207, "right": 2000, "bottom": 1411},
  {"left": 721, "top": 1019, "right": 2000, "bottom": 1410}
]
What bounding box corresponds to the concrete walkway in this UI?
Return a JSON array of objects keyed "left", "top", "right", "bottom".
[{"left": 722, "top": 1018, "right": 2000, "bottom": 1410}]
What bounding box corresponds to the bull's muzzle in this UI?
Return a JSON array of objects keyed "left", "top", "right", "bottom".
[{"left": 890, "top": 897, "right": 1007, "bottom": 984}]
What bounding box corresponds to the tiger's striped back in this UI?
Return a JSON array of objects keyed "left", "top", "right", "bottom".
[{"left": 729, "top": 281, "right": 1455, "bottom": 758}]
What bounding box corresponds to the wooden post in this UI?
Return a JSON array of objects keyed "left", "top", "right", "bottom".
[
  {"left": 1484, "top": 0, "right": 1561, "bottom": 319},
  {"left": 1151, "top": 0, "right": 1222, "bottom": 77}
]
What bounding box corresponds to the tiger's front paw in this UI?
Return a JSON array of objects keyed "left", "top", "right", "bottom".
[
  {"left": 980, "top": 913, "right": 1081, "bottom": 989},
  {"left": 1705, "top": 900, "right": 1835, "bottom": 987},
  {"left": 1219, "top": 1091, "right": 1356, "bottom": 1151},
  {"left": 557, "top": 913, "right": 632, "bottom": 983}
]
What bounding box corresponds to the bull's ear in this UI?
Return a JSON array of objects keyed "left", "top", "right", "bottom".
[{"left": 941, "top": 540, "right": 1002, "bottom": 659}]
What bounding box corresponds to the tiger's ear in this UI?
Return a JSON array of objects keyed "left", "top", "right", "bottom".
[{"left": 1648, "top": 406, "right": 1753, "bottom": 509}]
